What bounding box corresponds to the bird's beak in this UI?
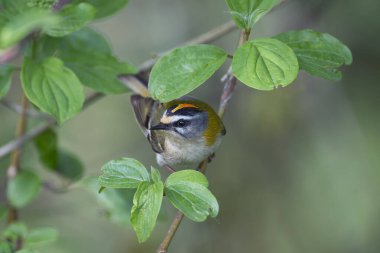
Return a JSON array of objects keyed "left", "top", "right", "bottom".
[{"left": 149, "top": 123, "right": 170, "bottom": 131}]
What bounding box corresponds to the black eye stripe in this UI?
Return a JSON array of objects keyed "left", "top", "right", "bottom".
[{"left": 174, "top": 119, "right": 189, "bottom": 128}]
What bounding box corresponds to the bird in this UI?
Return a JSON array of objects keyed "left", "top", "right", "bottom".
[{"left": 125, "top": 76, "right": 226, "bottom": 171}]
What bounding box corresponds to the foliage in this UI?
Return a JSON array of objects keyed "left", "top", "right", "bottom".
[
  {"left": 149, "top": 45, "right": 228, "bottom": 102},
  {"left": 0, "top": 222, "right": 58, "bottom": 253},
  {"left": 275, "top": 29, "right": 353, "bottom": 81},
  {"left": 232, "top": 38, "right": 299, "bottom": 90},
  {"left": 0, "top": 0, "right": 136, "bottom": 123},
  {"left": 7, "top": 171, "right": 41, "bottom": 208},
  {"left": 98, "top": 158, "right": 219, "bottom": 242},
  {"left": 0, "top": 0, "right": 353, "bottom": 251}
]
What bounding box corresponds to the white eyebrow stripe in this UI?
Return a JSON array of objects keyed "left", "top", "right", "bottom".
[{"left": 161, "top": 115, "right": 192, "bottom": 124}]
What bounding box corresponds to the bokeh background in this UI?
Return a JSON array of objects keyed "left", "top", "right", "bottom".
[{"left": 1, "top": 0, "right": 380, "bottom": 252}]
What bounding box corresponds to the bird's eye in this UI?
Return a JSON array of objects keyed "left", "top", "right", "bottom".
[{"left": 174, "top": 119, "right": 188, "bottom": 128}]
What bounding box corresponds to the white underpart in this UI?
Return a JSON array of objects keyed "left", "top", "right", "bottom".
[{"left": 156, "top": 136, "right": 222, "bottom": 169}]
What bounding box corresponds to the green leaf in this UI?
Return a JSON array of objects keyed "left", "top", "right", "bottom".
[
  {"left": 40, "top": 27, "right": 111, "bottom": 57},
  {"left": 99, "top": 158, "right": 150, "bottom": 189},
  {"left": 150, "top": 167, "right": 161, "bottom": 183},
  {"left": 130, "top": 181, "right": 163, "bottom": 243},
  {"left": 232, "top": 38, "right": 299, "bottom": 90},
  {"left": 56, "top": 150, "right": 84, "bottom": 181},
  {"left": 45, "top": 3, "right": 96, "bottom": 37},
  {"left": 34, "top": 128, "right": 58, "bottom": 169},
  {"left": 84, "top": 177, "right": 134, "bottom": 226},
  {"left": 0, "top": 9, "right": 60, "bottom": 49},
  {"left": 275, "top": 29, "right": 353, "bottom": 81},
  {"left": 166, "top": 170, "right": 209, "bottom": 187},
  {"left": 42, "top": 28, "right": 137, "bottom": 94},
  {"left": 165, "top": 173, "right": 218, "bottom": 222},
  {"left": 0, "top": 64, "right": 14, "bottom": 98},
  {"left": 149, "top": 44, "right": 227, "bottom": 102},
  {"left": 2, "top": 222, "right": 28, "bottom": 240},
  {"left": 72, "top": 0, "right": 130, "bottom": 19},
  {"left": 225, "top": 0, "right": 279, "bottom": 29},
  {"left": 7, "top": 171, "right": 41, "bottom": 208},
  {"left": 25, "top": 227, "right": 59, "bottom": 248},
  {"left": 21, "top": 57, "right": 85, "bottom": 123},
  {"left": 34, "top": 130, "right": 84, "bottom": 181},
  {"left": 166, "top": 182, "right": 218, "bottom": 222}
]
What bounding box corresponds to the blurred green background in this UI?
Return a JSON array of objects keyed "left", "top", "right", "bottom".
[{"left": 1, "top": 0, "right": 380, "bottom": 252}]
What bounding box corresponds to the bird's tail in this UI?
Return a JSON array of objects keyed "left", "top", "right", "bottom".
[{"left": 119, "top": 74, "right": 150, "bottom": 97}]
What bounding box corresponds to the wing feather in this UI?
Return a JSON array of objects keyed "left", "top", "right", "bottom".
[{"left": 130, "top": 94, "right": 154, "bottom": 137}]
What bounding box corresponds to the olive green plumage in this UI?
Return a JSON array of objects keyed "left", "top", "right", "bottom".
[{"left": 131, "top": 94, "right": 225, "bottom": 168}]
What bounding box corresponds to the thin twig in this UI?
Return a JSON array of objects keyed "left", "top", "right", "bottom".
[
  {"left": 6, "top": 93, "right": 29, "bottom": 228},
  {"left": 1, "top": 99, "right": 52, "bottom": 120},
  {"left": 157, "top": 29, "right": 251, "bottom": 253},
  {"left": 157, "top": 212, "right": 185, "bottom": 253},
  {"left": 0, "top": 92, "right": 103, "bottom": 159},
  {"left": 137, "top": 21, "right": 237, "bottom": 73},
  {"left": 0, "top": 21, "right": 238, "bottom": 160}
]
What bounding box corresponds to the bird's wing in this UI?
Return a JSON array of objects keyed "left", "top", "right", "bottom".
[
  {"left": 130, "top": 94, "right": 155, "bottom": 137},
  {"left": 148, "top": 131, "right": 165, "bottom": 153}
]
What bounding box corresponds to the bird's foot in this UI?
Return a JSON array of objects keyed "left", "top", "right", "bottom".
[{"left": 208, "top": 153, "right": 215, "bottom": 163}]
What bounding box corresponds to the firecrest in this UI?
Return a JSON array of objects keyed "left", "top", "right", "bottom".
[{"left": 130, "top": 92, "right": 226, "bottom": 170}]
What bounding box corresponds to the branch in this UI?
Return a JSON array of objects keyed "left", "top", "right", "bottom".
[
  {"left": 6, "top": 93, "right": 29, "bottom": 229},
  {"left": 0, "top": 92, "right": 103, "bottom": 159},
  {"left": 137, "top": 21, "right": 237, "bottom": 73},
  {"left": 1, "top": 99, "right": 52, "bottom": 120},
  {"left": 0, "top": 21, "right": 237, "bottom": 160},
  {"left": 157, "top": 29, "right": 251, "bottom": 253}
]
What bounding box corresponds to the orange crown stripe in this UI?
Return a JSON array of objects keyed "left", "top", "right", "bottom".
[{"left": 171, "top": 103, "right": 198, "bottom": 113}]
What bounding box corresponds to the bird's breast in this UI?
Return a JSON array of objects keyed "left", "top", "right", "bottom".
[{"left": 156, "top": 135, "right": 221, "bottom": 168}]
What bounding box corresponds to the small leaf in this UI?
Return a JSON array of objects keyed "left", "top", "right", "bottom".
[
  {"left": 45, "top": 3, "right": 96, "bottom": 37},
  {"left": 21, "top": 57, "right": 85, "bottom": 123},
  {"left": 72, "top": 0, "right": 130, "bottom": 19},
  {"left": 225, "top": 0, "right": 279, "bottom": 29},
  {"left": 98, "top": 158, "right": 150, "bottom": 188},
  {"left": 84, "top": 177, "right": 134, "bottom": 226},
  {"left": 34, "top": 128, "right": 58, "bottom": 169},
  {"left": 149, "top": 44, "right": 227, "bottom": 102},
  {"left": 150, "top": 167, "right": 161, "bottom": 183},
  {"left": 3, "top": 222, "right": 28, "bottom": 240},
  {"left": 232, "top": 38, "right": 299, "bottom": 90},
  {"left": 42, "top": 28, "right": 137, "bottom": 94},
  {"left": 7, "top": 171, "right": 41, "bottom": 208},
  {"left": 130, "top": 181, "right": 163, "bottom": 243},
  {"left": 165, "top": 182, "right": 219, "bottom": 222},
  {"left": 24, "top": 227, "right": 58, "bottom": 247},
  {"left": 0, "top": 9, "right": 60, "bottom": 49},
  {"left": 56, "top": 150, "right": 84, "bottom": 181},
  {"left": 0, "top": 64, "right": 14, "bottom": 98},
  {"left": 34, "top": 130, "right": 84, "bottom": 181},
  {"left": 275, "top": 29, "right": 353, "bottom": 81},
  {"left": 166, "top": 170, "right": 209, "bottom": 188}
]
